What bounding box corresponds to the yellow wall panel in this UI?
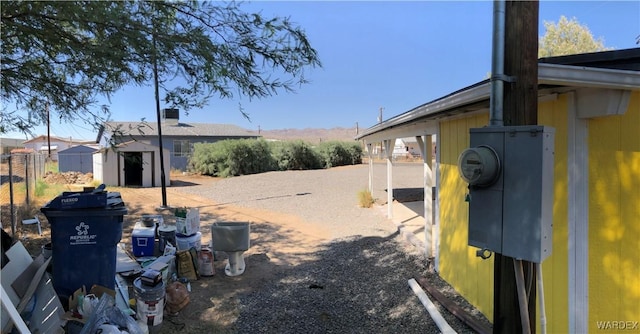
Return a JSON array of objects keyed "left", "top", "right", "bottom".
[
  {"left": 439, "top": 113, "right": 494, "bottom": 319},
  {"left": 537, "top": 96, "right": 569, "bottom": 334},
  {"left": 588, "top": 91, "right": 640, "bottom": 331}
]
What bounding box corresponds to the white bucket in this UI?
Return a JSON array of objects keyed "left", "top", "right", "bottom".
[
  {"left": 176, "top": 232, "right": 202, "bottom": 251},
  {"left": 133, "top": 277, "right": 165, "bottom": 331}
]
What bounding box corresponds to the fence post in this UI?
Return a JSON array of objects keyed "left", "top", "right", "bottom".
[
  {"left": 24, "top": 154, "right": 30, "bottom": 205},
  {"left": 8, "top": 155, "right": 16, "bottom": 237}
]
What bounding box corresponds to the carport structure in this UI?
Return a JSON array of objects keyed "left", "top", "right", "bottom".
[{"left": 355, "top": 49, "right": 640, "bottom": 333}]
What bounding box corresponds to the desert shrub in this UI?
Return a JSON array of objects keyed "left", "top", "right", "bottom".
[
  {"left": 344, "top": 142, "right": 363, "bottom": 165},
  {"left": 270, "top": 140, "right": 322, "bottom": 171},
  {"left": 357, "top": 189, "right": 375, "bottom": 208},
  {"left": 34, "top": 179, "right": 48, "bottom": 197},
  {"left": 190, "top": 139, "right": 275, "bottom": 177},
  {"left": 316, "top": 141, "right": 362, "bottom": 168}
]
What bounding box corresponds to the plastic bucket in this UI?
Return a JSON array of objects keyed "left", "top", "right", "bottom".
[
  {"left": 176, "top": 232, "right": 201, "bottom": 251},
  {"left": 41, "top": 242, "right": 52, "bottom": 259},
  {"left": 158, "top": 226, "right": 177, "bottom": 252},
  {"left": 198, "top": 248, "right": 215, "bottom": 276},
  {"left": 133, "top": 277, "right": 165, "bottom": 332}
]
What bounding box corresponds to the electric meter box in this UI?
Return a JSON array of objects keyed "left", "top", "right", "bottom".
[{"left": 463, "top": 125, "right": 555, "bottom": 263}]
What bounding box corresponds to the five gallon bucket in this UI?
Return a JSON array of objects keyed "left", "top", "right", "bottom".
[
  {"left": 158, "top": 225, "right": 177, "bottom": 252},
  {"left": 176, "top": 232, "right": 202, "bottom": 251},
  {"left": 133, "top": 277, "right": 166, "bottom": 332}
]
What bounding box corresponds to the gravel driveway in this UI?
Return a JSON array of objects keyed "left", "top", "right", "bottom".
[
  {"left": 177, "top": 163, "right": 425, "bottom": 239},
  {"left": 174, "top": 163, "right": 484, "bottom": 333}
]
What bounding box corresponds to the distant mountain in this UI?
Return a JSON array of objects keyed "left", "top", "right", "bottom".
[{"left": 258, "top": 127, "right": 359, "bottom": 144}]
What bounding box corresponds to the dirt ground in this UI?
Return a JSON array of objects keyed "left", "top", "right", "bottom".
[{"left": 6, "top": 174, "right": 337, "bottom": 333}]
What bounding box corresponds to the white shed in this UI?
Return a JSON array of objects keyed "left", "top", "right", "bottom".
[{"left": 93, "top": 141, "right": 170, "bottom": 187}]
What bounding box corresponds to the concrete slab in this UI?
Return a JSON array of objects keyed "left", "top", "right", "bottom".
[{"left": 379, "top": 200, "right": 430, "bottom": 257}]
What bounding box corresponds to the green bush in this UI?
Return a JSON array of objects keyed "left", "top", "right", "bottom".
[
  {"left": 189, "top": 139, "right": 362, "bottom": 177},
  {"left": 271, "top": 140, "right": 322, "bottom": 171},
  {"left": 190, "top": 139, "right": 276, "bottom": 177},
  {"left": 34, "top": 179, "right": 48, "bottom": 197},
  {"left": 316, "top": 141, "right": 362, "bottom": 168}
]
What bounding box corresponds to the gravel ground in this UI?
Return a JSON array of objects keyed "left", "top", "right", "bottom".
[{"left": 175, "top": 163, "right": 489, "bottom": 333}]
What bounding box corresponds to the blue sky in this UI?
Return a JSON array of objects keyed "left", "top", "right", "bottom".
[{"left": 7, "top": 1, "right": 640, "bottom": 141}]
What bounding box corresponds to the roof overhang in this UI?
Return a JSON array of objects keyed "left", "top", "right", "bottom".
[{"left": 356, "top": 63, "right": 640, "bottom": 142}]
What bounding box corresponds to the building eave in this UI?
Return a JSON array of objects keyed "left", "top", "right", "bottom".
[{"left": 355, "top": 63, "right": 640, "bottom": 142}]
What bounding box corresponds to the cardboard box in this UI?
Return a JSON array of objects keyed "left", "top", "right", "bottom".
[
  {"left": 66, "top": 285, "right": 116, "bottom": 324},
  {"left": 145, "top": 255, "right": 176, "bottom": 283},
  {"left": 175, "top": 208, "right": 200, "bottom": 236},
  {"left": 132, "top": 222, "right": 155, "bottom": 257}
]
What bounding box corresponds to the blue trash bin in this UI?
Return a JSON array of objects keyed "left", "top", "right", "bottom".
[{"left": 41, "top": 191, "right": 127, "bottom": 300}]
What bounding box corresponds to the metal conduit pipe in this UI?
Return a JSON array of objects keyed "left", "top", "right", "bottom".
[
  {"left": 538, "top": 262, "right": 548, "bottom": 334},
  {"left": 489, "top": 0, "right": 506, "bottom": 126}
]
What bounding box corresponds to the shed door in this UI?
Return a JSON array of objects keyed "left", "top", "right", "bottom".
[
  {"left": 142, "top": 152, "right": 153, "bottom": 187},
  {"left": 123, "top": 152, "right": 143, "bottom": 187}
]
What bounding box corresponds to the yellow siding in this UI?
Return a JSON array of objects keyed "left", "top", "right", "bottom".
[
  {"left": 439, "top": 113, "right": 494, "bottom": 319},
  {"left": 588, "top": 91, "right": 640, "bottom": 332},
  {"left": 538, "top": 96, "right": 569, "bottom": 334}
]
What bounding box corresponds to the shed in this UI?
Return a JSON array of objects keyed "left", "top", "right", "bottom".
[
  {"left": 58, "top": 145, "right": 97, "bottom": 173},
  {"left": 98, "top": 110, "right": 259, "bottom": 171},
  {"left": 92, "top": 141, "right": 170, "bottom": 187}
]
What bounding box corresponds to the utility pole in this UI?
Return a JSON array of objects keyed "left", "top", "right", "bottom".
[
  {"left": 493, "top": 1, "right": 539, "bottom": 333},
  {"left": 152, "top": 20, "right": 168, "bottom": 208}
]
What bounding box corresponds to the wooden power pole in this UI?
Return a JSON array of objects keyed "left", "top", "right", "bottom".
[{"left": 493, "top": 1, "right": 539, "bottom": 333}]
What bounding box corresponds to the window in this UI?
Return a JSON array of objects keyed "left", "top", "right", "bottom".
[{"left": 174, "top": 140, "right": 191, "bottom": 157}]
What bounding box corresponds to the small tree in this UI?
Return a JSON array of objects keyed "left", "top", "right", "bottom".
[{"left": 539, "top": 16, "right": 611, "bottom": 58}]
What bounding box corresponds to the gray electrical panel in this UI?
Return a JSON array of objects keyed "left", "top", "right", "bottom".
[{"left": 459, "top": 125, "right": 555, "bottom": 263}]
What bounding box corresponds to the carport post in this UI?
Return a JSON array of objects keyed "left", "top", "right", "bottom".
[
  {"left": 367, "top": 143, "right": 373, "bottom": 194},
  {"left": 416, "top": 135, "right": 434, "bottom": 258},
  {"left": 383, "top": 139, "right": 394, "bottom": 218}
]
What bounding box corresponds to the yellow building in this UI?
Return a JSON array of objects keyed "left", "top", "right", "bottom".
[{"left": 356, "top": 48, "right": 640, "bottom": 333}]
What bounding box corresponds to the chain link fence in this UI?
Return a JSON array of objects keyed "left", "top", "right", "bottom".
[{"left": 1, "top": 152, "right": 47, "bottom": 236}]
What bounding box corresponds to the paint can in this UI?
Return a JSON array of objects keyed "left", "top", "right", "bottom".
[
  {"left": 41, "top": 242, "right": 52, "bottom": 259},
  {"left": 176, "top": 232, "right": 202, "bottom": 251},
  {"left": 158, "top": 225, "right": 177, "bottom": 252},
  {"left": 198, "top": 248, "right": 215, "bottom": 276},
  {"left": 133, "top": 277, "right": 165, "bottom": 333}
]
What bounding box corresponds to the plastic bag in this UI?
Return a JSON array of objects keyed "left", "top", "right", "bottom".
[{"left": 79, "top": 294, "right": 143, "bottom": 334}]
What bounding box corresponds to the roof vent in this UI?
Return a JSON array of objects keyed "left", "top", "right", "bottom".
[{"left": 162, "top": 108, "right": 179, "bottom": 125}]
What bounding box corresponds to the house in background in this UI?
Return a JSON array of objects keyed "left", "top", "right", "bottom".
[
  {"left": 97, "top": 109, "right": 260, "bottom": 171},
  {"left": 22, "top": 135, "right": 93, "bottom": 161},
  {"left": 392, "top": 137, "right": 419, "bottom": 159},
  {"left": 355, "top": 48, "right": 640, "bottom": 333},
  {"left": 0, "top": 138, "right": 24, "bottom": 155},
  {"left": 58, "top": 145, "right": 98, "bottom": 173}
]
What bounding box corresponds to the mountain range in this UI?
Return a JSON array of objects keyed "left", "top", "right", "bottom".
[{"left": 258, "top": 127, "right": 359, "bottom": 144}]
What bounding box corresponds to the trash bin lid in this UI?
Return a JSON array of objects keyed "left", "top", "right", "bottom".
[{"left": 41, "top": 192, "right": 126, "bottom": 215}]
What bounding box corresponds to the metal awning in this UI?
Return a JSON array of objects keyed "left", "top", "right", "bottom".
[{"left": 356, "top": 63, "right": 640, "bottom": 142}]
